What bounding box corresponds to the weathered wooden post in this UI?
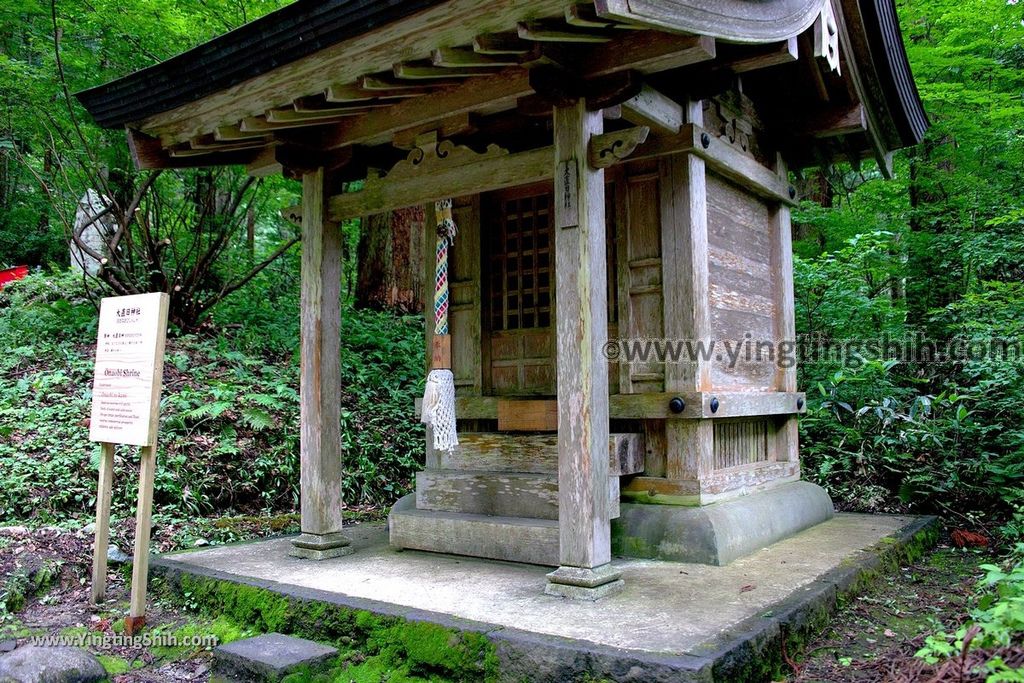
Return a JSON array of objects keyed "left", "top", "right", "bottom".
[
  {"left": 290, "top": 167, "right": 352, "bottom": 560},
  {"left": 546, "top": 98, "right": 623, "bottom": 599}
]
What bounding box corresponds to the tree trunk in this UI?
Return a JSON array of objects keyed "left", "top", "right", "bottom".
[{"left": 355, "top": 207, "right": 424, "bottom": 312}]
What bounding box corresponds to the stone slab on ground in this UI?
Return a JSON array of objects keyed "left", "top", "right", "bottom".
[
  {"left": 0, "top": 646, "right": 107, "bottom": 683},
  {"left": 212, "top": 633, "right": 337, "bottom": 683},
  {"left": 152, "top": 513, "right": 937, "bottom": 682}
]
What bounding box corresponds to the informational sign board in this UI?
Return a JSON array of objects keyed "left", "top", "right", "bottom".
[{"left": 89, "top": 293, "right": 170, "bottom": 446}]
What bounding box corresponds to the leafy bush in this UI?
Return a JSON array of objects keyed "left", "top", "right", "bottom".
[
  {"left": 917, "top": 546, "right": 1024, "bottom": 679},
  {"left": 0, "top": 270, "right": 424, "bottom": 525}
]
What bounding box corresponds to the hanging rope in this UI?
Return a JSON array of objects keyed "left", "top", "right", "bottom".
[{"left": 421, "top": 199, "right": 459, "bottom": 452}]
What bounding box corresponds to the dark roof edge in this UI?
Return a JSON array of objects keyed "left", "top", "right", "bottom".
[
  {"left": 75, "top": 0, "right": 447, "bottom": 130},
  {"left": 862, "top": 0, "right": 929, "bottom": 147}
]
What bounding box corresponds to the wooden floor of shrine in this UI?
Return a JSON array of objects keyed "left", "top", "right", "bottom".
[{"left": 152, "top": 513, "right": 935, "bottom": 682}]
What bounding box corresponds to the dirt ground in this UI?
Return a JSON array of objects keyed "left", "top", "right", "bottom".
[
  {"left": 0, "top": 524, "right": 1002, "bottom": 682},
  {"left": 0, "top": 520, "right": 294, "bottom": 681},
  {"left": 789, "top": 538, "right": 1008, "bottom": 682}
]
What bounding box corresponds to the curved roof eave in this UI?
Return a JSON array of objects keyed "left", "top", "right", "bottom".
[{"left": 75, "top": 0, "right": 448, "bottom": 129}]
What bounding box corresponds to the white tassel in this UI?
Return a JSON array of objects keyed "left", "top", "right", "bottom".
[{"left": 421, "top": 369, "right": 458, "bottom": 452}]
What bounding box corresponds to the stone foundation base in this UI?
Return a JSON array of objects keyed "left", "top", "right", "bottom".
[
  {"left": 545, "top": 564, "right": 624, "bottom": 600},
  {"left": 612, "top": 480, "right": 834, "bottom": 565},
  {"left": 289, "top": 532, "right": 353, "bottom": 561}
]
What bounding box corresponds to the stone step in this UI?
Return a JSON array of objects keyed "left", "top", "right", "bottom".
[
  {"left": 417, "top": 470, "right": 621, "bottom": 520},
  {"left": 389, "top": 501, "right": 560, "bottom": 566},
  {"left": 439, "top": 432, "right": 645, "bottom": 475}
]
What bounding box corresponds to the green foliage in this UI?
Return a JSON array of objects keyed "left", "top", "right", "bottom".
[
  {"left": 917, "top": 546, "right": 1024, "bottom": 679},
  {"left": 0, "top": 270, "right": 424, "bottom": 525}
]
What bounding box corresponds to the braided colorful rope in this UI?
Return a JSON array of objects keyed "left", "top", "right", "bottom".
[{"left": 433, "top": 199, "right": 457, "bottom": 337}]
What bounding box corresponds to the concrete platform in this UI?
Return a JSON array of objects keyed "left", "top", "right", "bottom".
[{"left": 152, "top": 513, "right": 936, "bottom": 682}]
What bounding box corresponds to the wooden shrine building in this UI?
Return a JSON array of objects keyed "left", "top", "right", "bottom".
[{"left": 79, "top": 0, "right": 926, "bottom": 598}]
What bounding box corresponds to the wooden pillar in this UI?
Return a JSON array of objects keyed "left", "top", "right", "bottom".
[
  {"left": 545, "top": 99, "right": 622, "bottom": 599},
  {"left": 290, "top": 167, "right": 352, "bottom": 560},
  {"left": 772, "top": 155, "right": 799, "bottom": 463},
  {"left": 661, "top": 100, "right": 714, "bottom": 487}
]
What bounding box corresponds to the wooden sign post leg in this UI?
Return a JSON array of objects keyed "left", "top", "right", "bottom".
[
  {"left": 125, "top": 443, "right": 157, "bottom": 635},
  {"left": 90, "top": 442, "right": 115, "bottom": 605}
]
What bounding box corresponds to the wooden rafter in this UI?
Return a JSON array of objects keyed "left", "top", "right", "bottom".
[
  {"left": 294, "top": 95, "right": 396, "bottom": 113},
  {"left": 719, "top": 38, "right": 799, "bottom": 74},
  {"left": 620, "top": 84, "right": 683, "bottom": 134},
  {"left": 517, "top": 21, "right": 614, "bottom": 43},
  {"left": 241, "top": 115, "right": 354, "bottom": 133},
  {"left": 431, "top": 47, "right": 522, "bottom": 67},
  {"left": 128, "top": 128, "right": 261, "bottom": 170},
  {"left": 190, "top": 133, "right": 270, "bottom": 150},
  {"left": 266, "top": 107, "right": 376, "bottom": 124},
  {"left": 325, "top": 83, "right": 423, "bottom": 102},
  {"left": 311, "top": 32, "right": 716, "bottom": 152},
  {"left": 472, "top": 33, "right": 532, "bottom": 55},
  {"left": 394, "top": 61, "right": 500, "bottom": 80},
  {"left": 213, "top": 124, "right": 269, "bottom": 142},
  {"left": 361, "top": 74, "right": 457, "bottom": 91}
]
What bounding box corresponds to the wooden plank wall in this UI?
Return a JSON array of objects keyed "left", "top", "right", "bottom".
[
  {"left": 706, "top": 172, "right": 778, "bottom": 391},
  {"left": 449, "top": 196, "right": 483, "bottom": 395},
  {"left": 618, "top": 159, "right": 666, "bottom": 394}
]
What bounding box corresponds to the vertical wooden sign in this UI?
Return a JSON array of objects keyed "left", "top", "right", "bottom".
[
  {"left": 88, "top": 292, "right": 169, "bottom": 635},
  {"left": 555, "top": 159, "right": 579, "bottom": 229}
]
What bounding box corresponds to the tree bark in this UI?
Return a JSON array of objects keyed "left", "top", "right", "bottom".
[{"left": 355, "top": 207, "right": 424, "bottom": 312}]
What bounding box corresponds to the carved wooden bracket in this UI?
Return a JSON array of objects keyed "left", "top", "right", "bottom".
[
  {"left": 382, "top": 133, "right": 509, "bottom": 181},
  {"left": 813, "top": 0, "right": 841, "bottom": 74},
  {"left": 588, "top": 126, "right": 650, "bottom": 168}
]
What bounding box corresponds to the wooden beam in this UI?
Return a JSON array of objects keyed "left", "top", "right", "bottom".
[
  {"left": 391, "top": 113, "right": 478, "bottom": 149},
  {"left": 321, "top": 68, "right": 533, "bottom": 150},
  {"left": 620, "top": 84, "right": 683, "bottom": 134},
  {"left": 246, "top": 145, "right": 283, "bottom": 178},
  {"left": 546, "top": 97, "right": 620, "bottom": 598},
  {"left": 292, "top": 167, "right": 351, "bottom": 561},
  {"left": 723, "top": 38, "right": 799, "bottom": 74},
  {"left": 417, "top": 392, "right": 808, "bottom": 420},
  {"left": 576, "top": 32, "right": 715, "bottom": 77},
  {"left": 791, "top": 104, "right": 868, "bottom": 138},
  {"left": 634, "top": 124, "right": 798, "bottom": 205},
  {"left": 325, "top": 143, "right": 550, "bottom": 220}
]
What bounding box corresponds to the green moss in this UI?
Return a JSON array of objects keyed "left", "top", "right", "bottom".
[
  {"left": 619, "top": 491, "right": 700, "bottom": 506},
  {"left": 159, "top": 573, "right": 497, "bottom": 682},
  {"left": 96, "top": 654, "right": 135, "bottom": 676},
  {"left": 610, "top": 533, "right": 654, "bottom": 558}
]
